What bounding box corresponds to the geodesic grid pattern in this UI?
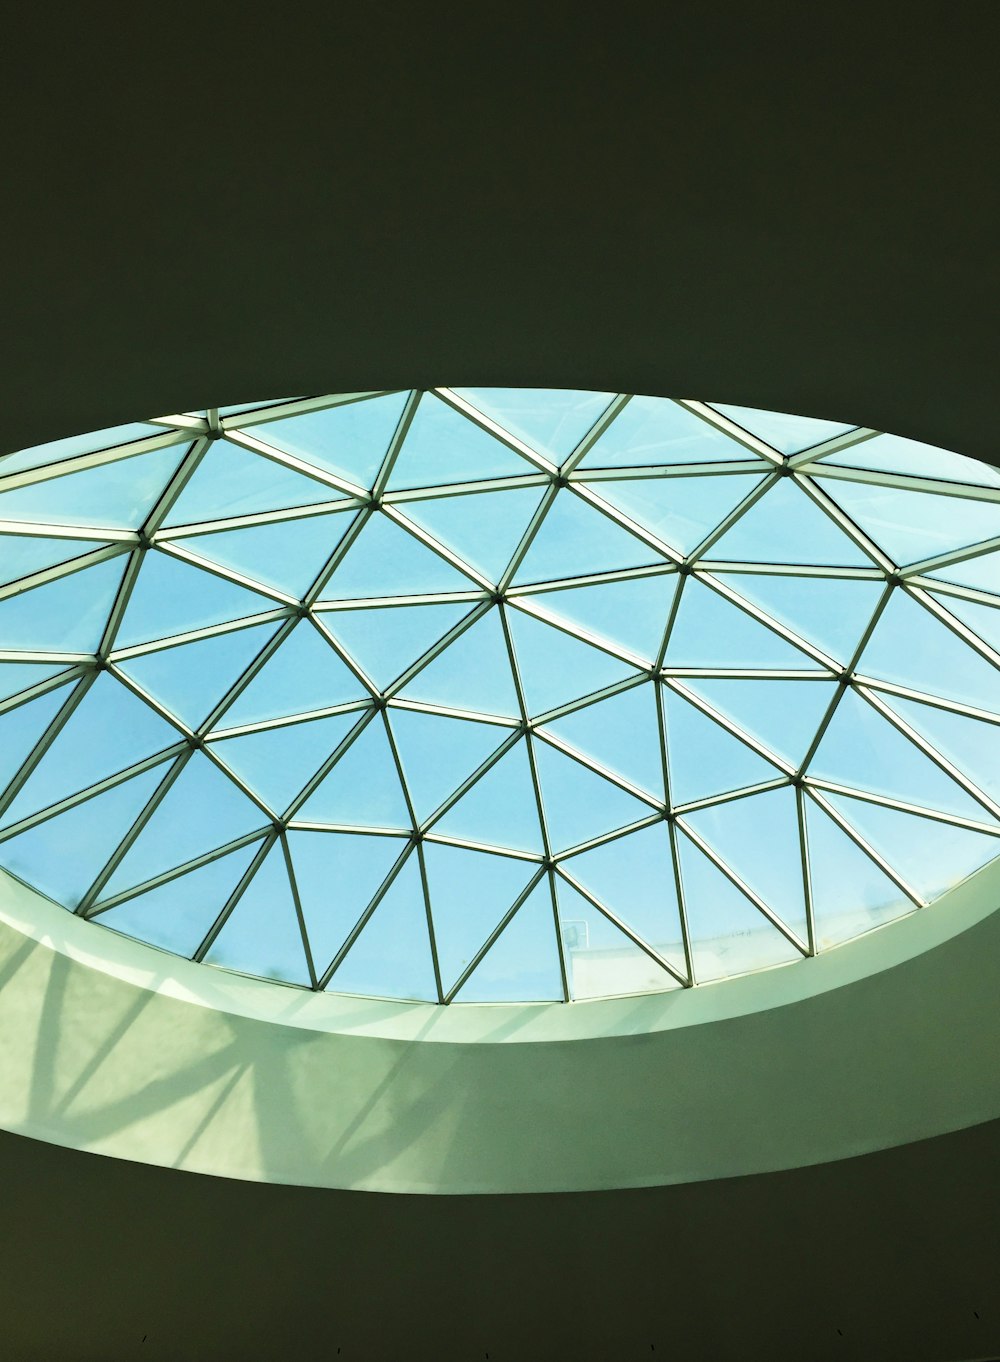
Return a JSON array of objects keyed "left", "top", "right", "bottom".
[{"left": 1, "top": 388, "right": 1000, "bottom": 1002}]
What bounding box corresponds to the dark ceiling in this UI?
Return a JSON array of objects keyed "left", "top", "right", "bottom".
[{"left": 1, "top": 7, "right": 999, "bottom": 1359}]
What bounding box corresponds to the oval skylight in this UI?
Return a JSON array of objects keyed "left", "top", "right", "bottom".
[{"left": 1, "top": 389, "right": 999, "bottom": 1004}]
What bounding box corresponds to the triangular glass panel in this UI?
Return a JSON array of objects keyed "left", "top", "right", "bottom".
[
  {"left": 709, "top": 571, "right": 882, "bottom": 665},
  {"left": 421, "top": 841, "right": 536, "bottom": 994},
  {"left": 0, "top": 443, "right": 188, "bottom": 529},
  {"left": 204, "top": 843, "right": 310, "bottom": 985},
  {"left": 1, "top": 674, "right": 177, "bottom": 827},
  {"left": 118, "top": 623, "right": 279, "bottom": 730},
  {"left": 296, "top": 719, "right": 410, "bottom": 829},
  {"left": 577, "top": 396, "right": 760, "bottom": 469},
  {"left": 596, "top": 473, "right": 765, "bottom": 556},
  {"left": 0, "top": 555, "right": 126, "bottom": 653},
  {"left": 808, "top": 688, "right": 989, "bottom": 820},
  {"left": 0, "top": 422, "right": 172, "bottom": 477},
  {"left": 665, "top": 578, "right": 818, "bottom": 669},
  {"left": 554, "top": 878, "right": 680, "bottom": 999},
  {"left": 707, "top": 478, "right": 871, "bottom": 566},
  {"left": 0, "top": 533, "right": 113, "bottom": 587},
  {"left": 174, "top": 509, "right": 360, "bottom": 599},
  {"left": 823, "top": 792, "right": 1000, "bottom": 902},
  {"left": 663, "top": 689, "right": 785, "bottom": 805},
  {"left": 162, "top": 439, "right": 343, "bottom": 527},
  {"left": 532, "top": 739, "right": 654, "bottom": 853},
  {"left": 327, "top": 854, "right": 437, "bottom": 1000},
  {"left": 564, "top": 822, "right": 686, "bottom": 973},
  {"left": 102, "top": 753, "right": 267, "bottom": 899},
  {"left": 675, "top": 831, "right": 802, "bottom": 981},
  {"left": 0, "top": 682, "right": 78, "bottom": 795},
  {"left": 454, "top": 879, "right": 564, "bottom": 1002},
  {"left": 454, "top": 388, "right": 614, "bottom": 461},
  {"left": 816, "top": 433, "right": 1000, "bottom": 487},
  {"left": 542, "top": 681, "right": 664, "bottom": 800},
  {"left": 513, "top": 488, "right": 665, "bottom": 585},
  {"left": 321, "top": 512, "right": 480, "bottom": 598},
  {"left": 385, "top": 392, "right": 534, "bottom": 489},
  {"left": 115, "top": 551, "right": 275, "bottom": 648},
  {"left": 247, "top": 392, "right": 410, "bottom": 488},
  {"left": 288, "top": 829, "right": 408, "bottom": 976},
  {"left": 218, "top": 621, "right": 368, "bottom": 728},
  {"left": 506, "top": 606, "right": 639, "bottom": 716},
  {"left": 434, "top": 740, "right": 543, "bottom": 853},
  {"left": 522, "top": 571, "right": 677, "bottom": 663},
  {"left": 857, "top": 590, "right": 1000, "bottom": 711},
  {"left": 0, "top": 662, "right": 69, "bottom": 704},
  {"left": 401, "top": 486, "right": 545, "bottom": 583},
  {"left": 0, "top": 766, "right": 163, "bottom": 909},
  {"left": 875, "top": 694, "right": 1000, "bottom": 805},
  {"left": 804, "top": 800, "right": 914, "bottom": 949},
  {"left": 683, "top": 786, "right": 809, "bottom": 943},
  {"left": 707, "top": 403, "right": 857, "bottom": 455},
  {"left": 209, "top": 712, "right": 360, "bottom": 815},
  {"left": 816, "top": 478, "right": 1000, "bottom": 567},
  {"left": 681, "top": 678, "right": 837, "bottom": 768},
  {"left": 97, "top": 841, "right": 262, "bottom": 958},
  {"left": 387, "top": 708, "right": 507, "bottom": 821},
  {"left": 399, "top": 609, "right": 521, "bottom": 719},
  {"left": 318, "top": 601, "right": 470, "bottom": 690},
  {"left": 927, "top": 592, "right": 1000, "bottom": 654},
  {"left": 927, "top": 550, "right": 1000, "bottom": 595}
]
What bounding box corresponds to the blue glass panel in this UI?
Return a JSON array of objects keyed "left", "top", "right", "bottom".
[
  {"left": 435, "top": 741, "right": 543, "bottom": 852},
  {"left": 98, "top": 842, "right": 261, "bottom": 958},
  {"left": 532, "top": 740, "right": 653, "bottom": 852},
  {"left": 455, "top": 880, "right": 563, "bottom": 1002},
  {"left": 676, "top": 832, "right": 802, "bottom": 981},
  {"left": 115, "top": 551, "right": 274, "bottom": 648},
  {"left": 804, "top": 802, "right": 914, "bottom": 949},
  {"left": 319, "top": 602, "right": 470, "bottom": 690},
  {"left": 564, "top": 822, "right": 685, "bottom": 971},
  {"left": 205, "top": 844, "right": 310, "bottom": 985},
  {"left": 219, "top": 621, "right": 368, "bottom": 727},
  {"left": 120, "top": 623, "right": 279, "bottom": 729},
  {"left": 210, "top": 712, "right": 360, "bottom": 814},
  {"left": 386, "top": 393, "right": 533, "bottom": 489},
  {"left": 683, "top": 786, "right": 808, "bottom": 942},
  {"left": 422, "top": 842, "right": 535, "bottom": 993},
  {"left": 506, "top": 607, "right": 638, "bottom": 716},
  {"left": 400, "top": 609, "right": 520, "bottom": 718},
  {"left": 930, "top": 592, "right": 1000, "bottom": 654},
  {"left": 819, "top": 479, "right": 1000, "bottom": 566},
  {"left": 878, "top": 695, "right": 1000, "bottom": 804},
  {"left": 296, "top": 720, "right": 410, "bottom": 829},
  {"left": 162, "top": 440, "right": 340, "bottom": 526},
  {"left": 543, "top": 682, "right": 664, "bottom": 799},
  {"left": 0, "top": 683, "right": 77, "bottom": 793},
  {"left": 328, "top": 854, "right": 437, "bottom": 1000},
  {"left": 322, "top": 513, "right": 480, "bottom": 598},
  {"left": 523, "top": 572, "right": 677, "bottom": 662},
  {"left": 664, "top": 691, "right": 783, "bottom": 804},
  {"left": 554, "top": 879, "right": 680, "bottom": 999},
  {"left": 249, "top": 392, "right": 410, "bottom": 488},
  {"left": 289, "top": 830, "right": 406, "bottom": 976},
  {"left": 809, "top": 689, "right": 987, "bottom": 819},
  {"left": 0, "top": 767, "right": 163, "bottom": 909},
  {"left": 819, "top": 433, "right": 1000, "bottom": 487},
  {"left": 578, "top": 396, "right": 756, "bottom": 469},
  {"left": 707, "top": 478, "right": 870, "bottom": 566},
  {"left": 387, "top": 708, "right": 507, "bottom": 821},
  {"left": 928, "top": 550, "right": 1000, "bottom": 594},
  {"left": 176, "top": 510, "right": 359, "bottom": 598},
  {"left": 597, "top": 474, "right": 765, "bottom": 556},
  {"left": 401, "top": 486, "right": 545, "bottom": 582},
  {"left": 0, "top": 556, "right": 126, "bottom": 652},
  {"left": 513, "top": 488, "right": 664, "bottom": 585},
  {"left": 666, "top": 579, "right": 817, "bottom": 669},
  {"left": 682, "top": 678, "right": 837, "bottom": 767},
  {"left": 0, "top": 422, "right": 169, "bottom": 476},
  {"left": 103, "top": 755, "right": 266, "bottom": 898},
  {"left": 1, "top": 674, "right": 176, "bottom": 825},
  {"left": 0, "top": 444, "right": 187, "bottom": 528},
  {"left": 454, "top": 388, "right": 614, "bottom": 461},
  {"left": 824, "top": 793, "right": 1000, "bottom": 901},
  {"left": 712, "top": 571, "right": 883, "bottom": 664},
  {"left": 708, "top": 403, "right": 856, "bottom": 454},
  {"left": 0, "top": 662, "right": 69, "bottom": 703},
  {"left": 0, "top": 533, "right": 112, "bottom": 586}
]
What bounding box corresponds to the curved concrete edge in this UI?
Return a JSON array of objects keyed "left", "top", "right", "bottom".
[{"left": 1, "top": 862, "right": 999, "bottom": 1193}]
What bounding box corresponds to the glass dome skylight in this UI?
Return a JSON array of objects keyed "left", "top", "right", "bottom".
[{"left": 1, "top": 388, "right": 1000, "bottom": 1003}]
